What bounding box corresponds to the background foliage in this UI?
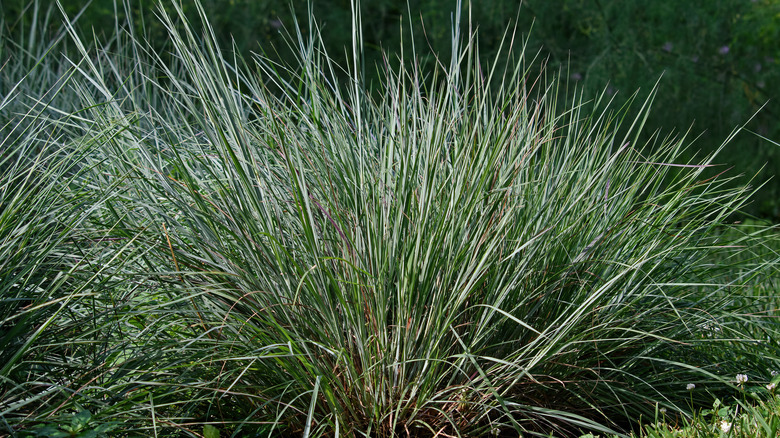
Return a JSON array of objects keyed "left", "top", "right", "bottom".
[{"left": 3, "top": 0, "right": 777, "bottom": 219}]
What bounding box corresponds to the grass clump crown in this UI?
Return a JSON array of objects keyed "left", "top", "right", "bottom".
[{"left": 1, "top": 0, "right": 779, "bottom": 436}]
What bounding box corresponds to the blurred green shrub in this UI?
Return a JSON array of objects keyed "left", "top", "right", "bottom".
[{"left": 3, "top": 0, "right": 778, "bottom": 218}]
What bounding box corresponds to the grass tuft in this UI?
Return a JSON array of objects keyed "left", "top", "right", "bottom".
[{"left": 2, "top": 1, "right": 779, "bottom": 437}]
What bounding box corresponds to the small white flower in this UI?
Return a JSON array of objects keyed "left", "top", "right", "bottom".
[
  {"left": 659, "top": 407, "right": 667, "bottom": 414},
  {"left": 768, "top": 382, "right": 776, "bottom": 391},
  {"left": 687, "top": 383, "right": 696, "bottom": 390},
  {"left": 736, "top": 374, "right": 748, "bottom": 385},
  {"left": 771, "top": 370, "right": 778, "bottom": 377},
  {"left": 719, "top": 420, "right": 732, "bottom": 433}
]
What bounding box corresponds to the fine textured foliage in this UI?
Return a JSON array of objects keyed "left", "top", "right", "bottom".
[
  {"left": 1, "top": 27, "right": 121, "bottom": 438},
  {"left": 2, "top": 1, "right": 779, "bottom": 437}
]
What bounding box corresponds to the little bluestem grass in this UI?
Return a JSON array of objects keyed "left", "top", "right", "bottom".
[{"left": 2, "top": 1, "right": 779, "bottom": 436}]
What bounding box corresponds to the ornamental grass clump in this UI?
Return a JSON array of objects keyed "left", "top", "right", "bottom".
[
  {"left": 5, "top": 0, "right": 779, "bottom": 436},
  {"left": 0, "top": 6, "right": 144, "bottom": 432}
]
